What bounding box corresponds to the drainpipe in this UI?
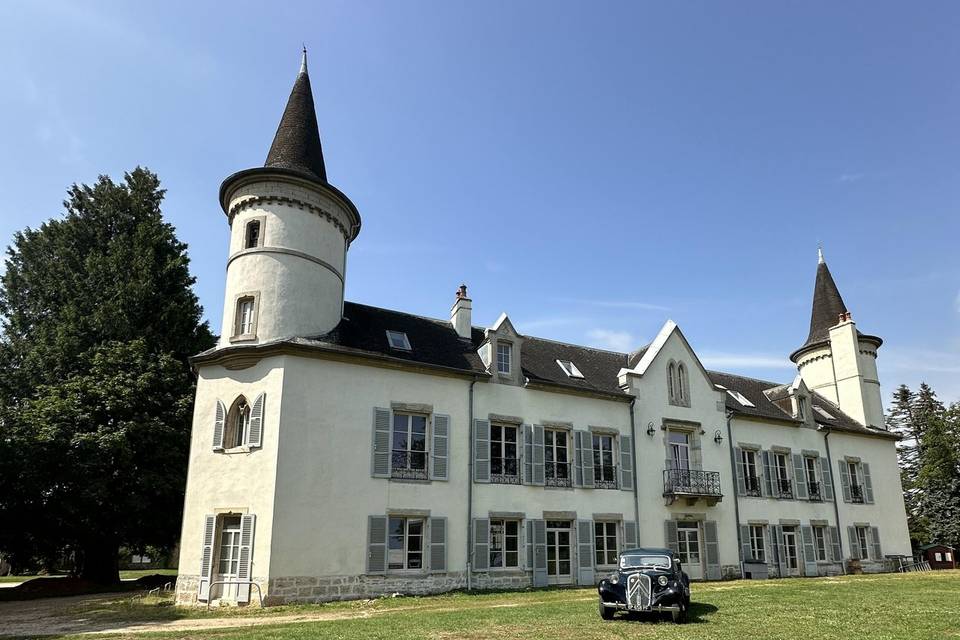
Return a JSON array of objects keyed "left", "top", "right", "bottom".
[
  {"left": 466, "top": 378, "right": 477, "bottom": 591},
  {"left": 628, "top": 397, "right": 640, "bottom": 533},
  {"left": 725, "top": 410, "right": 744, "bottom": 573},
  {"left": 823, "top": 427, "right": 846, "bottom": 575}
]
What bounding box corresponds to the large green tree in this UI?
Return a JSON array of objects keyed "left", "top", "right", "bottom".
[{"left": 0, "top": 168, "right": 214, "bottom": 582}]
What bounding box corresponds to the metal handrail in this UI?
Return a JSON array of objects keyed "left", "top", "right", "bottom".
[
  {"left": 206, "top": 580, "right": 265, "bottom": 609},
  {"left": 663, "top": 469, "right": 722, "bottom": 496}
]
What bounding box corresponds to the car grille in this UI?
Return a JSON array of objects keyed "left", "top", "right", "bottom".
[{"left": 627, "top": 573, "right": 651, "bottom": 610}]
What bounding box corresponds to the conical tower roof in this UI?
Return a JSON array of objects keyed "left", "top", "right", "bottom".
[{"left": 264, "top": 48, "right": 327, "bottom": 182}]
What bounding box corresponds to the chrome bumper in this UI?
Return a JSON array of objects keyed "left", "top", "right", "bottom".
[{"left": 600, "top": 601, "right": 681, "bottom": 613}]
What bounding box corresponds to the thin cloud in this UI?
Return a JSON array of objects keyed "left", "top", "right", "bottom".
[
  {"left": 586, "top": 329, "right": 636, "bottom": 352},
  {"left": 838, "top": 172, "right": 866, "bottom": 183},
  {"left": 555, "top": 297, "right": 670, "bottom": 312},
  {"left": 698, "top": 352, "right": 794, "bottom": 370}
]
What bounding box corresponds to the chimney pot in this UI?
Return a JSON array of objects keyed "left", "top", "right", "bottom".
[{"left": 451, "top": 283, "right": 472, "bottom": 339}]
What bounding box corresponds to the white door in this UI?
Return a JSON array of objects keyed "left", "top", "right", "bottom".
[
  {"left": 677, "top": 522, "right": 703, "bottom": 580},
  {"left": 782, "top": 528, "right": 801, "bottom": 577},
  {"left": 215, "top": 515, "right": 242, "bottom": 600},
  {"left": 546, "top": 521, "right": 573, "bottom": 584}
]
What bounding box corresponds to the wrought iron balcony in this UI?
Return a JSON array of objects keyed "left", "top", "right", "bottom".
[
  {"left": 391, "top": 451, "right": 428, "bottom": 480},
  {"left": 851, "top": 483, "right": 865, "bottom": 504},
  {"left": 663, "top": 469, "right": 722, "bottom": 505},
  {"left": 594, "top": 464, "right": 618, "bottom": 489},
  {"left": 776, "top": 478, "right": 794, "bottom": 499},
  {"left": 745, "top": 475, "right": 762, "bottom": 497},
  {"left": 491, "top": 457, "right": 521, "bottom": 485},
  {"left": 808, "top": 481, "right": 823, "bottom": 501},
  {"left": 545, "top": 461, "right": 572, "bottom": 487}
]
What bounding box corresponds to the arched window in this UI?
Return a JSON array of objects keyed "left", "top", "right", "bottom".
[
  {"left": 225, "top": 396, "right": 250, "bottom": 448},
  {"left": 244, "top": 219, "right": 262, "bottom": 249},
  {"left": 667, "top": 362, "right": 676, "bottom": 402},
  {"left": 677, "top": 363, "right": 687, "bottom": 403}
]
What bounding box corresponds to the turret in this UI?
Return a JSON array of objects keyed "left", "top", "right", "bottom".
[
  {"left": 790, "top": 249, "right": 884, "bottom": 427},
  {"left": 217, "top": 50, "right": 361, "bottom": 346}
]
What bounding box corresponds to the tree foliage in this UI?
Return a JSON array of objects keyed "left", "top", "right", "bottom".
[{"left": 0, "top": 168, "right": 214, "bottom": 582}]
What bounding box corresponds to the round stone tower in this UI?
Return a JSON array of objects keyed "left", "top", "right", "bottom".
[{"left": 217, "top": 51, "right": 361, "bottom": 347}]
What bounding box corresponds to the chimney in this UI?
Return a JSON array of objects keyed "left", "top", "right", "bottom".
[{"left": 451, "top": 284, "right": 472, "bottom": 339}]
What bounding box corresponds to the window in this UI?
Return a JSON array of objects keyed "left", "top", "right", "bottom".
[
  {"left": 740, "top": 449, "right": 761, "bottom": 496},
  {"left": 388, "top": 517, "right": 424, "bottom": 570},
  {"left": 774, "top": 453, "right": 792, "bottom": 497},
  {"left": 594, "top": 522, "right": 618, "bottom": 566},
  {"left": 496, "top": 342, "right": 512, "bottom": 375},
  {"left": 544, "top": 429, "right": 570, "bottom": 486},
  {"left": 244, "top": 219, "right": 261, "bottom": 249},
  {"left": 667, "top": 363, "right": 676, "bottom": 401},
  {"left": 668, "top": 362, "right": 689, "bottom": 405},
  {"left": 848, "top": 462, "right": 864, "bottom": 503},
  {"left": 805, "top": 457, "right": 821, "bottom": 499},
  {"left": 947, "top": 552, "right": 954, "bottom": 561},
  {"left": 677, "top": 363, "right": 687, "bottom": 403},
  {"left": 225, "top": 397, "right": 251, "bottom": 448},
  {"left": 216, "top": 515, "right": 242, "bottom": 577},
  {"left": 490, "top": 424, "right": 519, "bottom": 483},
  {"left": 489, "top": 519, "right": 520, "bottom": 568},
  {"left": 669, "top": 431, "right": 690, "bottom": 471},
  {"left": 386, "top": 330, "right": 412, "bottom": 351},
  {"left": 796, "top": 395, "right": 808, "bottom": 420},
  {"left": 592, "top": 434, "right": 616, "bottom": 488},
  {"left": 813, "top": 526, "right": 828, "bottom": 562},
  {"left": 391, "top": 413, "right": 428, "bottom": 480},
  {"left": 234, "top": 296, "right": 256, "bottom": 337},
  {"left": 726, "top": 390, "right": 755, "bottom": 408},
  {"left": 935, "top": 552, "right": 943, "bottom": 562},
  {"left": 556, "top": 359, "right": 584, "bottom": 379},
  {"left": 749, "top": 525, "right": 766, "bottom": 562},
  {"left": 855, "top": 526, "right": 869, "bottom": 560}
]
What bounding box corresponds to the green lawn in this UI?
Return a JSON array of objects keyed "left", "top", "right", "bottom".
[{"left": 37, "top": 570, "right": 960, "bottom": 640}]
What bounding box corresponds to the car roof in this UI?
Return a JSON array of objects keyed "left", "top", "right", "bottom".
[{"left": 621, "top": 547, "right": 675, "bottom": 556}]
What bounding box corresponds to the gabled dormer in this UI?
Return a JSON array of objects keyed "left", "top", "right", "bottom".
[{"left": 479, "top": 313, "right": 524, "bottom": 386}]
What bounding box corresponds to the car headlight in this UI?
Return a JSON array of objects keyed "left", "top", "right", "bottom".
[
  {"left": 658, "top": 575, "right": 669, "bottom": 587},
  {"left": 610, "top": 573, "right": 619, "bottom": 585}
]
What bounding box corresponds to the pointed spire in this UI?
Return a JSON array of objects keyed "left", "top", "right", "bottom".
[
  {"left": 817, "top": 244, "right": 824, "bottom": 264},
  {"left": 791, "top": 253, "right": 850, "bottom": 359},
  {"left": 264, "top": 49, "right": 327, "bottom": 182}
]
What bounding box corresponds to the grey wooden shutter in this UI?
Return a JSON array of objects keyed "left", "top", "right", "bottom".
[
  {"left": 619, "top": 435, "right": 633, "bottom": 491},
  {"left": 532, "top": 519, "right": 548, "bottom": 587},
  {"left": 740, "top": 525, "right": 752, "bottom": 561},
  {"left": 430, "top": 414, "right": 450, "bottom": 481},
  {"left": 474, "top": 419, "right": 490, "bottom": 483},
  {"left": 829, "top": 527, "right": 842, "bottom": 562},
  {"left": 523, "top": 424, "right": 534, "bottom": 485},
  {"left": 248, "top": 393, "right": 265, "bottom": 448},
  {"left": 847, "top": 526, "right": 860, "bottom": 560},
  {"left": 197, "top": 515, "right": 216, "bottom": 600},
  {"left": 573, "top": 431, "right": 584, "bottom": 487},
  {"left": 869, "top": 526, "right": 882, "bottom": 560},
  {"left": 367, "top": 515, "right": 387, "bottom": 574},
  {"left": 532, "top": 425, "right": 545, "bottom": 485},
  {"left": 664, "top": 520, "right": 679, "bottom": 554},
  {"left": 690, "top": 431, "right": 702, "bottom": 470},
  {"left": 820, "top": 457, "right": 834, "bottom": 501},
  {"left": 236, "top": 514, "right": 256, "bottom": 603},
  {"left": 838, "top": 460, "right": 851, "bottom": 502},
  {"left": 800, "top": 525, "right": 817, "bottom": 577},
  {"left": 624, "top": 521, "right": 638, "bottom": 549},
  {"left": 430, "top": 517, "right": 447, "bottom": 573},
  {"left": 773, "top": 525, "right": 787, "bottom": 576},
  {"left": 761, "top": 450, "right": 774, "bottom": 497},
  {"left": 704, "top": 521, "right": 721, "bottom": 580},
  {"left": 862, "top": 463, "right": 874, "bottom": 503},
  {"left": 473, "top": 518, "right": 489, "bottom": 571},
  {"left": 371, "top": 408, "right": 392, "bottom": 478},
  {"left": 212, "top": 400, "right": 226, "bottom": 451},
  {"left": 763, "top": 526, "right": 774, "bottom": 565},
  {"left": 525, "top": 520, "right": 534, "bottom": 569},
  {"left": 792, "top": 454, "right": 808, "bottom": 499},
  {"left": 580, "top": 432, "right": 595, "bottom": 487},
  {"left": 576, "top": 520, "right": 595, "bottom": 585},
  {"left": 734, "top": 447, "right": 746, "bottom": 495}
]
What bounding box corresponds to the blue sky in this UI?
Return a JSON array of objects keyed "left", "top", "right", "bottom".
[{"left": 1, "top": 1, "right": 958, "bottom": 403}]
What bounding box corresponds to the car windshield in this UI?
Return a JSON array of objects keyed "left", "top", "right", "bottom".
[{"left": 619, "top": 554, "right": 671, "bottom": 570}]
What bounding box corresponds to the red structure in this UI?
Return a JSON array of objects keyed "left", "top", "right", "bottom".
[{"left": 920, "top": 544, "right": 957, "bottom": 570}]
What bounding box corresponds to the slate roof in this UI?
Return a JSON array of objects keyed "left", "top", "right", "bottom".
[
  {"left": 264, "top": 57, "right": 328, "bottom": 183},
  {"left": 520, "top": 336, "right": 630, "bottom": 397}
]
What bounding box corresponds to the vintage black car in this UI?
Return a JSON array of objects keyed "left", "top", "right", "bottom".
[{"left": 597, "top": 547, "right": 690, "bottom": 623}]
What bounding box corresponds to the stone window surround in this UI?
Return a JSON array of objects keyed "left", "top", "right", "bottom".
[
  {"left": 667, "top": 359, "right": 691, "bottom": 408},
  {"left": 496, "top": 340, "right": 513, "bottom": 376},
  {"left": 243, "top": 215, "right": 266, "bottom": 249},
  {"left": 219, "top": 395, "right": 254, "bottom": 455},
  {"left": 385, "top": 512, "right": 430, "bottom": 575},
  {"left": 662, "top": 419, "right": 703, "bottom": 471},
  {"left": 487, "top": 516, "right": 523, "bottom": 572},
  {"left": 230, "top": 290, "right": 260, "bottom": 343}
]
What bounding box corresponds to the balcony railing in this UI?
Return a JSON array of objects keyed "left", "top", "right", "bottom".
[
  {"left": 663, "top": 469, "right": 722, "bottom": 498},
  {"left": 594, "top": 464, "right": 618, "bottom": 489},
  {"left": 745, "top": 475, "right": 762, "bottom": 497},
  {"left": 391, "top": 451, "right": 428, "bottom": 480},
  {"left": 851, "top": 483, "right": 865, "bottom": 504},
  {"left": 545, "top": 461, "right": 572, "bottom": 487},
  {"left": 808, "top": 481, "right": 823, "bottom": 501},
  {"left": 776, "top": 477, "right": 793, "bottom": 499},
  {"left": 491, "top": 457, "right": 521, "bottom": 485}
]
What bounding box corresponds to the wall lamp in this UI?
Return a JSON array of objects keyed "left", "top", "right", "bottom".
[
  {"left": 646, "top": 421, "right": 656, "bottom": 437},
  {"left": 713, "top": 429, "right": 724, "bottom": 445}
]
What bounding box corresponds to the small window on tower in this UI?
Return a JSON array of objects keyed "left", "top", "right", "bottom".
[
  {"left": 234, "top": 296, "right": 256, "bottom": 337},
  {"left": 386, "top": 330, "right": 412, "bottom": 351},
  {"left": 245, "top": 220, "right": 262, "bottom": 249}
]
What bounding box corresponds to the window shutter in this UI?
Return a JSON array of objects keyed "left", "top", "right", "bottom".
[
  {"left": 248, "top": 393, "right": 265, "bottom": 448},
  {"left": 579, "top": 431, "right": 594, "bottom": 488},
  {"left": 430, "top": 517, "right": 447, "bottom": 573},
  {"left": 532, "top": 519, "right": 548, "bottom": 587},
  {"left": 236, "top": 514, "right": 256, "bottom": 603},
  {"left": 869, "top": 526, "right": 882, "bottom": 561},
  {"left": 371, "top": 408, "right": 392, "bottom": 478},
  {"left": 619, "top": 435, "right": 633, "bottom": 492},
  {"left": 800, "top": 525, "right": 817, "bottom": 577},
  {"left": 820, "top": 457, "right": 834, "bottom": 501},
  {"left": 212, "top": 400, "right": 226, "bottom": 451},
  {"left": 532, "top": 425, "right": 545, "bottom": 485},
  {"left": 473, "top": 518, "right": 489, "bottom": 571},
  {"left": 734, "top": 448, "right": 746, "bottom": 496},
  {"left": 838, "top": 460, "right": 851, "bottom": 502},
  {"left": 430, "top": 414, "right": 450, "bottom": 481},
  {"left": 862, "top": 463, "right": 874, "bottom": 503},
  {"left": 740, "top": 525, "right": 752, "bottom": 561},
  {"left": 525, "top": 520, "right": 534, "bottom": 569},
  {"left": 761, "top": 450, "right": 774, "bottom": 497},
  {"left": 474, "top": 420, "right": 490, "bottom": 483},
  {"left": 704, "top": 520, "right": 720, "bottom": 580},
  {"left": 690, "top": 430, "right": 702, "bottom": 470},
  {"left": 573, "top": 431, "right": 584, "bottom": 487},
  {"left": 523, "top": 424, "right": 534, "bottom": 485},
  {"left": 792, "top": 454, "right": 808, "bottom": 499},
  {"left": 773, "top": 525, "right": 787, "bottom": 576},
  {"left": 829, "top": 527, "right": 842, "bottom": 562},
  {"left": 197, "top": 515, "right": 216, "bottom": 601},
  {"left": 847, "top": 527, "right": 860, "bottom": 560},
  {"left": 764, "top": 526, "right": 774, "bottom": 565},
  {"left": 624, "top": 521, "right": 638, "bottom": 549},
  {"left": 367, "top": 515, "right": 387, "bottom": 574},
  {"left": 664, "top": 520, "right": 679, "bottom": 555},
  {"left": 576, "top": 519, "right": 595, "bottom": 585}
]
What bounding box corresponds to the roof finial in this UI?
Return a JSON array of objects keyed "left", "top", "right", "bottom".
[
  {"left": 817, "top": 243, "right": 824, "bottom": 264},
  {"left": 300, "top": 45, "right": 308, "bottom": 75}
]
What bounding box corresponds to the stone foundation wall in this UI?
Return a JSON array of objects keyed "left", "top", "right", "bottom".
[{"left": 175, "top": 574, "right": 269, "bottom": 606}]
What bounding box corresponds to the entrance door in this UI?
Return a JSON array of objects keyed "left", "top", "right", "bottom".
[
  {"left": 676, "top": 521, "right": 703, "bottom": 580},
  {"left": 215, "top": 515, "right": 242, "bottom": 600},
  {"left": 782, "top": 528, "right": 801, "bottom": 577},
  {"left": 546, "top": 521, "right": 573, "bottom": 584}
]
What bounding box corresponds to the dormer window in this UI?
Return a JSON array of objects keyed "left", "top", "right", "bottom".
[
  {"left": 726, "top": 390, "right": 755, "bottom": 408},
  {"left": 244, "top": 219, "right": 261, "bottom": 249},
  {"left": 386, "top": 330, "right": 412, "bottom": 351},
  {"left": 556, "top": 359, "right": 584, "bottom": 379},
  {"left": 796, "top": 395, "right": 808, "bottom": 420},
  {"left": 496, "top": 342, "right": 512, "bottom": 375}
]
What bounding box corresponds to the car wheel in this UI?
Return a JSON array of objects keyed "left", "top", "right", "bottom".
[
  {"left": 671, "top": 600, "right": 688, "bottom": 624},
  {"left": 599, "top": 599, "right": 615, "bottom": 620}
]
